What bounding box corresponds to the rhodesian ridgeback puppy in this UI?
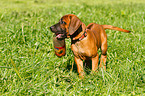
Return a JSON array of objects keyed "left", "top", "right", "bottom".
[{"left": 50, "top": 14, "right": 130, "bottom": 77}]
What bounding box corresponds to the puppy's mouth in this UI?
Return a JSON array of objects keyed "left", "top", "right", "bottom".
[{"left": 55, "top": 33, "right": 67, "bottom": 40}]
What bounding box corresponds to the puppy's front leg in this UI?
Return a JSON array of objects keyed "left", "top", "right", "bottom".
[
  {"left": 74, "top": 57, "right": 84, "bottom": 78},
  {"left": 92, "top": 53, "right": 99, "bottom": 72}
]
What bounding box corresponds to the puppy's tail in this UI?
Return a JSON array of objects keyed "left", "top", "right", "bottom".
[{"left": 102, "top": 25, "right": 130, "bottom": 33}]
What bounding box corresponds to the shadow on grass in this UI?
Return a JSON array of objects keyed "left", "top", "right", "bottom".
[{"left": 66, "top": 56, "right": 108, "bottom": 75}]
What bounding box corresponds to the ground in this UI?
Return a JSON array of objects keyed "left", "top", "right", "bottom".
[{"left": 0, "top": 0, "right": 145, "bottom": 95}]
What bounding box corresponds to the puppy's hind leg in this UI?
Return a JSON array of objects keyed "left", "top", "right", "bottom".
[{"left": 99, "top": 42, "right": 107, "bottom": 70}]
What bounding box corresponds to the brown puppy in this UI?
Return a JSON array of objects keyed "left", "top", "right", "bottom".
[{"left": 50, "top": 14, "right": 130, "bottom": 77}]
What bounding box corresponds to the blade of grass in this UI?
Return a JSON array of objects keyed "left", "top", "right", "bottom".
[
  {"left": 0, "top": 66, "right": 12, "bottom": 69},
  {"left": 11, "top": 59, "right": 22, "bottom": 80}
]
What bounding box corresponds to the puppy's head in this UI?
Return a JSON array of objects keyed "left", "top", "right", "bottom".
[{"left": 50, "top": 14, "right": 82, "bottom": 40}]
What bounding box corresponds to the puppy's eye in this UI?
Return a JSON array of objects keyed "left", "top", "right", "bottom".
[{"left": 61, "top": 21, "right": 66, "bottom": 24}]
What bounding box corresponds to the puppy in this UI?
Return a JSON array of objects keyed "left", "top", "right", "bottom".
[{"left": 50, "top": 14, "right": 130, "bottom": 77}]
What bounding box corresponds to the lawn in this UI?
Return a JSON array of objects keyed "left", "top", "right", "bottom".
[{"left": 0, "top": 0, "right": 145, "bottom": 95}]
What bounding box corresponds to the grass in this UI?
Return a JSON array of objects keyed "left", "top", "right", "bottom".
[{"left": 0, "top": 0, "right": 145, "bottom": 95}]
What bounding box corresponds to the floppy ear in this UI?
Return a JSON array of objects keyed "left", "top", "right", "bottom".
[{"left": 69, "top": 16, "right": 82, "bottom": 35}]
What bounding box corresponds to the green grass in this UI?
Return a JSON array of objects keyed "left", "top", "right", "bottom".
[{"left": 0, "top": 0, "right": 145, "bottom": 95}]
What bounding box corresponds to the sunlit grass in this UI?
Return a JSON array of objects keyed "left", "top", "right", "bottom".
[{"left": 0, "top": 0, "right": 145, "bottom": 95}]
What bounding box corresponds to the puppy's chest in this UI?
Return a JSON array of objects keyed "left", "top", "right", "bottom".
[{"left": 71, "top": 42, "right": 96, "bottom": 59}]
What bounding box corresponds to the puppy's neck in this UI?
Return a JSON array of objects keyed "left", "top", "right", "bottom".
[{"left": 71, "top": 23, "right": 86, "bottom": 41}]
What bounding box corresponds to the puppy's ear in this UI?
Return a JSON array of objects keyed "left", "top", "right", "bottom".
[{"left": 69, "top": 16, "right": 82, "bottom": 35}]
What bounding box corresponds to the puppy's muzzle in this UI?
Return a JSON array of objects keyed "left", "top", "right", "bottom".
[{"left": 50, "top": 25, "right": 67, "bottom": 40}]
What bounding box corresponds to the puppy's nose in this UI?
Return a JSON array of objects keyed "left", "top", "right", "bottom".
[{"left": 50, "top": 26, "right": 54, "bottom": 31}]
